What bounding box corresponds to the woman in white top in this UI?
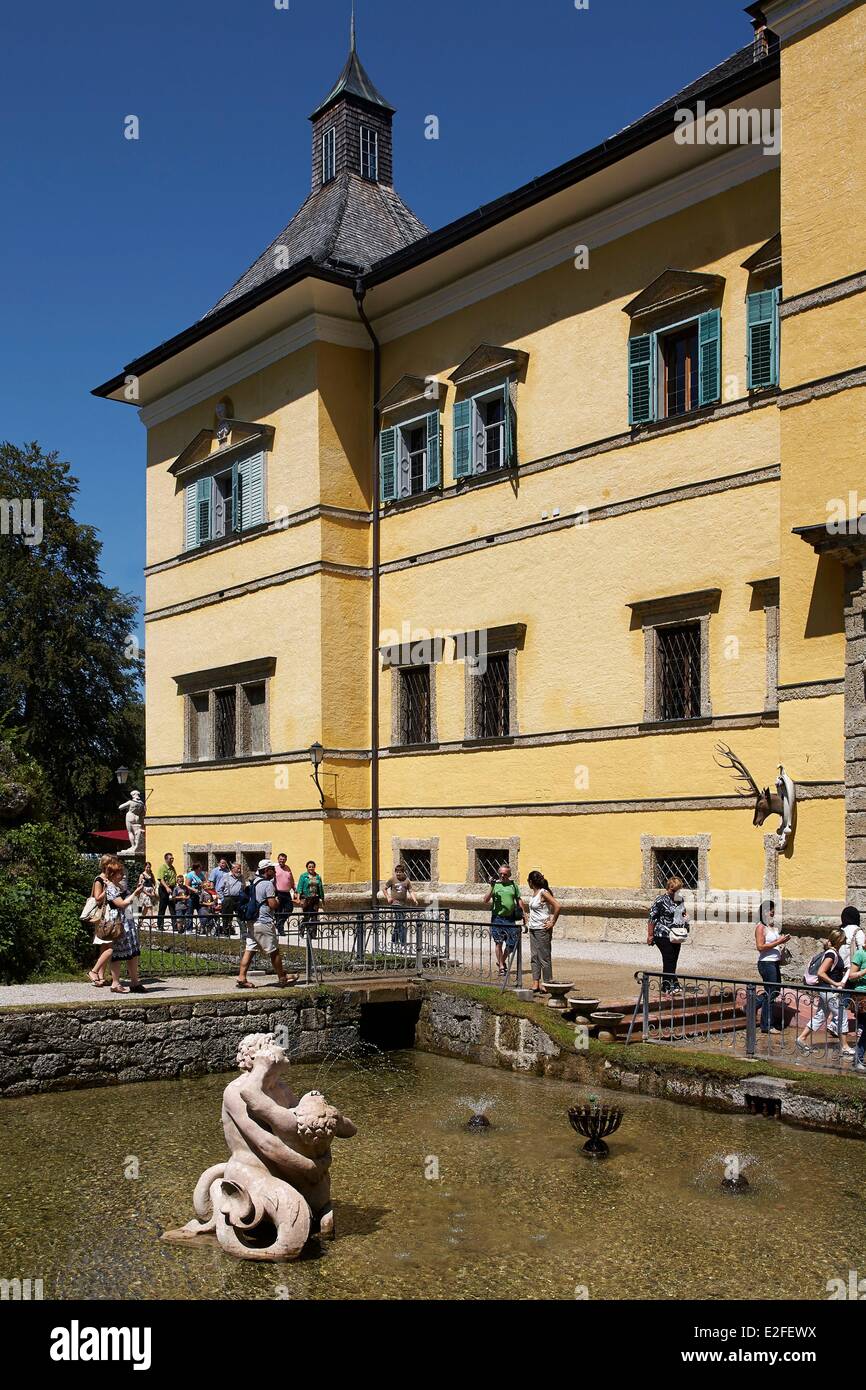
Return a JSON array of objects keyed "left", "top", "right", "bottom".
[
  {"left": 522, "top": 870, "right": 561, "bottom": 994},
  {"left": 755, "top": 898, "right": 791, "bottom": 1034}
]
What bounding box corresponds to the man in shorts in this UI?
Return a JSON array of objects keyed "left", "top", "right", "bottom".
[
  {"left": 236, "top": 860, "right": 297, "bottom": 990},
  {"left": 483, "top": 863, "right": 526, "bottom": 976}
]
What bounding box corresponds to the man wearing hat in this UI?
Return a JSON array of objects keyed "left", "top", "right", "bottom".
[{"left": 236, "top": 860, "right": 297, "bottom": 990}]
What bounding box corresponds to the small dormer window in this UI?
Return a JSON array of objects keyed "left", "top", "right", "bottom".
[
  {"left": 322, "top": 127, "right": 337, "bottom": 184},
  {"left": 360, "top": 125, "right": 379, "bottom": 181}
]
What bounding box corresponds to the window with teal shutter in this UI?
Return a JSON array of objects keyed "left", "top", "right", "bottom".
[
  {"left": 698, "top": 309, "right": 721, "bottom": 406},
  {"left": 503, "top": 379, "right": 517, "bottom": 467},
  {"left": 747, "top": 287, "right": 780, "bottom": 389},
  {"left": 184, "top": 484, "right": 198, "bottom": 550},
  {"left": 239, "top": 451, "right": 265, "bottom": 531},
  {"left": 196, "top": 476, "right": 212, "bottom": 544},
  {"left": 453, "top": 399, "right": 472, "bottom": 479},
  {"left": 379, "top": 426, "right": 397, "bottom": 502},
  {"left": 425, "top": 412, "right": 441, "bottom": 489},
  {"left": 628, "top": 334, "right": 654, "bottom": 424}
]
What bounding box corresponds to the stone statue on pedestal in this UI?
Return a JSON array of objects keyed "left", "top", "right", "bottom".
[
  {"left": 163, "top": 1032, "right": 356, "bottom": 1261},
  {"left": 118, "top": 790, "right": 145, "bottom": 856}
]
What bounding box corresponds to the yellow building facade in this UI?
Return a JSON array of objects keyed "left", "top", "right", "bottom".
[{"left": 95, "top": 1, "right": 866, "bottom": 943}]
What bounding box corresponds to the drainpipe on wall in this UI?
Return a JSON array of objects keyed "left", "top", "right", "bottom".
[{"left": 354, "top": 279, "right": 381, "bottom": 910}]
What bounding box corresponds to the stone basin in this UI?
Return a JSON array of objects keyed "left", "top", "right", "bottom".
[
  {"left": 543, "top": 981, "right": 575, "bottom": 1010},
  {"left": 567, "top": 997, "right": 600, "bottom": 1018}
]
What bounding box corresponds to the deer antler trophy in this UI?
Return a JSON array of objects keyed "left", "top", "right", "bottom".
[{"left": 714, "top": 744, "right": 796, "bottom": 852}]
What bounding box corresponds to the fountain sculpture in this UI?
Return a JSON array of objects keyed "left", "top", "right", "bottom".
[
  {"left": 567, "top": 1099, "right": 624, "bottom": 1158},
  {"left": 163, "top": 1032, "right": 356, "bottom": 1261}
]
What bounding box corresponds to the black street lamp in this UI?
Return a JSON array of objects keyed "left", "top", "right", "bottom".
[
  {"left": 309, "top": 742, "right": 325, "bottom": 807},
  {"left": 115, "top": 765, "right": 130, "bottom": 786}
]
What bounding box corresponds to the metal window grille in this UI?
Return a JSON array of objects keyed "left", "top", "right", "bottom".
[
  {"left": 478, "top": 652, "right": 510, "bottom": 737},
  {"left": 214, "top": 687, "right": 237, "bottom": 759},
  {"left": 653, "top": 848, "right": 700, "bottom": 891},
  {"left": 475, "top": 848, "right": 511, "bottom": 883},
  {"left": 657, "top": 622, "right": 702, "bottom": 721},
  {"left": 241, "top": 682, "right": 266, "bottom": 755},
  {"left": 400, "top": 666, "right": 431, "bottom": 745},
  {"left": 400, "top": 849, "right": 431, "bottom": 882}
]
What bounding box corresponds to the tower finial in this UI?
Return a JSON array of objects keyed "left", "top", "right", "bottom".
[{"left": 350, "top": 1, "right": 356, "bottom": 53}]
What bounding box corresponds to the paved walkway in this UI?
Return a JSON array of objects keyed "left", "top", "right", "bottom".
[{"left": 0, "top": 941, "right": 754, "bottom": 1010}]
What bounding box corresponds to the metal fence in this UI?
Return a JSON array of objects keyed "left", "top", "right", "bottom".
[
  {"left": 130, "top": 907, "right": 521, "bottom": 988},
  {"left": 627, "top": 969, "right": 866, "bottom": 1076}
]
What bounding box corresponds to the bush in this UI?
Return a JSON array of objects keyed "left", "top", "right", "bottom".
[{"left": 0, "top": 823, "right": 93, "bottom": 983}]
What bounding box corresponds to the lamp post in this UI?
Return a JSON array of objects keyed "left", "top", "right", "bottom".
[
  {"left": 115, "top": 765, "right": 130, "bottom": 786},
  {"left": 309, "top": 742, "right": 325, "bottom": 807}
]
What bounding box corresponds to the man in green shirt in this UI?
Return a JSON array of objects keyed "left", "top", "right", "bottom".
[
  {"left": 848, "top": 945, "right": 866, "bottom": 1071},
  {"left": 483, "top": 863, "right": 526, "bottom": 976},
  {"left": 156, "top": 852, "right": 178, "bottom": 932}
]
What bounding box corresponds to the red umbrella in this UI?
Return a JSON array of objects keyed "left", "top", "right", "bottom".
[{"left": 89, "top": 829, "right": 132, "bottom": 845}]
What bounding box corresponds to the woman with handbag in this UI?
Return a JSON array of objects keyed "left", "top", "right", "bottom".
[
  {"left": 756, "top": 899, "right": 791, "bottom": 1034},
  {"left": 83, "top": 855, "right": 125, "bottom": 987},
  {"left": 100, "top": 857, "right": 144, "bottom": 994},
  {"left": 647, "top": 875, "right": 689, "bottom": 995}
]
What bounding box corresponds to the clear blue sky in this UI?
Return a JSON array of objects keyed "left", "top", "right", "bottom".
[{"left": 1, "top": 0, "right": 752, "bottom": 624}]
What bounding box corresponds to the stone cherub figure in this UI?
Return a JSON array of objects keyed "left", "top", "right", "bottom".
[
  {"left": 118, "top": 789, "right": 145, "bottom": 856},
  {"left": 165, "top": 1032, "right": 356, "bottom": 1262}
]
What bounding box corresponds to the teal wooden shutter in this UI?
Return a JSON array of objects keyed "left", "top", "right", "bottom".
[
  {"left": 231, "top": 462, "right": 241, "bottom": 533},
  {"left": 195, "top": 476, "right": 212, "bottom": 544},
  {"left": 379, "top": 426, "right": 397, "bottom": 502},
  {"left": 453, "top": 399, "right": 472, "bottom": 478},
  {"left": 747, "top": 288, "right": 779, "bottom": 389},
  {"left": 184, "top": 483, "right": 198, "bottom": 550},
  {"left": 698, "top": 309, "right": 721, "bottom": 406},
  {"left": 425, "top": 412, "right": 441, "bottom": 489},
  {"left": 628, "top": 334, "right": 654, "bottom": 424},
  {"left": 239, "top": 451, "right": 265, "bottom": 530},
  {"left": 503, "top": 379, "right": 516, "bottom": 467}
]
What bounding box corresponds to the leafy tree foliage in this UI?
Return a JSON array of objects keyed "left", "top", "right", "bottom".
[{"left": 0, "top": 441, "right": 143, "bottom": 834}]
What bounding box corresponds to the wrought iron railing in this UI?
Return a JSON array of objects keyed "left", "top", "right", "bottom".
[
  {"left": 127, "top": 908, "right": 521, "bottom": 989},
  {"left": 627, "top": 969, "right": 866, "bottom": 1076}
]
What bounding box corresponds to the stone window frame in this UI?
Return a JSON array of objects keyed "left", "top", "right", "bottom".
[
  {"left": 176, "top": 658, "right": 275, "bottom": 765},
  {"left": 466, "top": 834, "right": 521, "bottom": 889},
  {"left": 641, "top": 833, "right": 710, "bottom": 896},
  {"left": 460, "top": 624, "right": 526, "bottom": 743},
  {"left": 627, "top": 590, "right": 720, "bottom": 725},
  {"left": 183, "top": 841, "right": 272, "bottom": 875},
  {"left": 388, "top": 662, "right": 439, "bottom": 749},
  {"left": 389, "top": 836, "right": 440, "bottom": 890},
  {"left": 748, "top": 577, "right": 780, "bottom": 712}
]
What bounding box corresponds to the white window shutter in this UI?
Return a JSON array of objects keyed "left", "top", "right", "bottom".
[{"left": 184, "top": 483, "right": 198, "bottom": 550}]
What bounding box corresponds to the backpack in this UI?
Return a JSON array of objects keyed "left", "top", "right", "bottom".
[
  {"left": 805, "top": 947, "right": 837, "bottom": 986},
  {"left": 244, "top": 877, "right": 262, "bottom": 923}
]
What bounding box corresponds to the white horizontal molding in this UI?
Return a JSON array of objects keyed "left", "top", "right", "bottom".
[
  {"left": 761, "top": 0, "right": 859, "bottom": 42},
  {"left": 139, "top": 312, "right": 370, "bottom": 429},
  {"left": 374, "top": 142, "right": 778, "bottom": 344}
]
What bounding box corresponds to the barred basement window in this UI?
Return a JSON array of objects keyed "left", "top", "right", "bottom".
[
  {"left": 399, "top": 666, "right": 431, "bottom": 745},
  {"left": 653, "top": 848, "right": 700, "bottom": 891},
  {"left": 475, "top": 847, "right": 511, "bottom": 884},
  {"left": 479, "top": 652, "right": 510, "bottom": 738},
  {"left": 657, "top": 622, "right": 702, "bottom": 721},
  {"left": 400, "top": 849, "right": 431, "bottom": 882}
]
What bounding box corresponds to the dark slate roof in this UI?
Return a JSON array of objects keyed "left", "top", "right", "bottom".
[
  {"left": 205, "top": 173, "right": 428, "bottom": 316},
  {"left": 309, "top": 47, "right": 395, "bottom": 120}
]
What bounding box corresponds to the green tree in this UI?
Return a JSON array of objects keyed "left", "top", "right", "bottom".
[
  {"left": 0, "top": 441, "right": 143, "bottom": 834},
  {"left": 0, "top": 822, "right": 92, "bottom": 982}
]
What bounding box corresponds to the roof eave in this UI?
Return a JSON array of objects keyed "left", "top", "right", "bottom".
[{"left": 91, "top": 258, "right": 357, "bottom": 400}]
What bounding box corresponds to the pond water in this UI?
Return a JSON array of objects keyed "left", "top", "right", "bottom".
[{"left": 1, "top": 1051, "right": 862, "bottom": 1301}]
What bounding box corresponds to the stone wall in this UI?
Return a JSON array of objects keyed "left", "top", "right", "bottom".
[{"left": 0, "top": 989, "right": 367, "bottom": 1099}]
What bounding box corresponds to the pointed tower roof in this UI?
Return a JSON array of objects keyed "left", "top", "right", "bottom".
[{"left": 309, "top": 9, "right": 395, "bottom": 120}]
